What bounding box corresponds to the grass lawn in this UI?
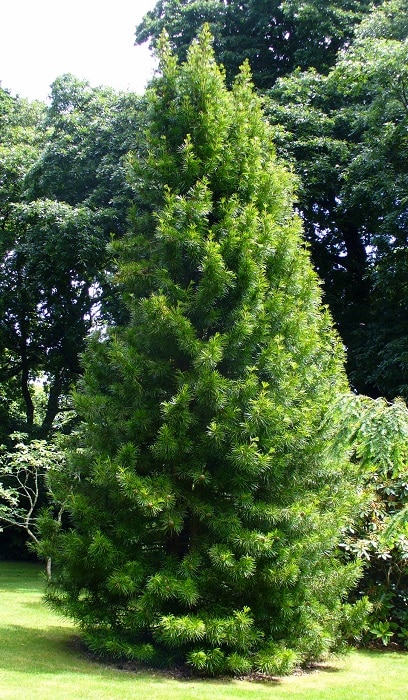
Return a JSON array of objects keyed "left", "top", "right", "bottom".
[{"left": 0, "top": 561, "right": 407, "bottom": 699}]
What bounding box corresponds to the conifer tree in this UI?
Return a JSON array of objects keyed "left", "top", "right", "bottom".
[{"left": 42, "top": 29, "right": 368, "bottom": 675}]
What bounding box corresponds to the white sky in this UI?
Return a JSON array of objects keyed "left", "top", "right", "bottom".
[{"left": 0, "top": 0, "right": 158, "bottom": 102}]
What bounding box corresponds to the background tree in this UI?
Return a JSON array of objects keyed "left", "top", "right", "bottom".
[
  {"left": 0, "top": 76, "right": 144, "bottom": 440},
  {"left": 136, "top": 0, "right": 379, "bottom": 89},
  {"left": 265, "top": 0, "right": 408, "bottom": 398},
  {"left": 41, "top": 30, "right": 368, "bottom": 676},
  {"left": 0, "top": 88, "right": 46, "bottom": 442}
]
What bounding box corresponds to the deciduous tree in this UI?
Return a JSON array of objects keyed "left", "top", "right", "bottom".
[
  {"left": 136, "top": 0, "right": 379, "bottom": 89},
  {"left": 0, "top": 77, "right": 144, "bottom": 438}
]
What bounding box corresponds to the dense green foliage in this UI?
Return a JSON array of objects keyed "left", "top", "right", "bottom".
[
  {"left": 40, "top": 31, "right": 369, "bottom": 676},
  {"left": 0, "top": 77, "right": 142, "bottom": 440},
  {"left": 332, "top": 396, "right": 408, "bottom": 648},
  {"left": 0, "top": 90, "right": 46, "bottom": 442},
  {"left": 136, "top": 0, "right": 377, "bottom": 89}
]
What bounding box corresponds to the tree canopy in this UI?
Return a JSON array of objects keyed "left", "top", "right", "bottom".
[
  {"left": 136, "top": 0, "right": 379, "bottom": 89},
  {"left": 0, "top": 76, "right": 143, "bottom": 439}
]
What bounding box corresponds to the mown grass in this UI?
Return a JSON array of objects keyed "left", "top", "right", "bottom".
[{"left": 0, "top": 561, "right": 407, "bottom": 699}]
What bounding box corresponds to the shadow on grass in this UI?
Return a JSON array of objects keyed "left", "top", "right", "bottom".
[
  {"left": 0, "top": 624, "right": 171, "bottom": 690},
  {"left": 0, "top": 622, "right": 286, "bottom": 686},
  {"left": 75, "top": 637, "right": 284, "bottom": 686},
  {"left": 0, "top": 623, "right": 79, "bottom": 671}
]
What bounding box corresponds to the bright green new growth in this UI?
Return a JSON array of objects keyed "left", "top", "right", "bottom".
[{"left": 42, "top": 28, "right": 367, "bottom": 675}]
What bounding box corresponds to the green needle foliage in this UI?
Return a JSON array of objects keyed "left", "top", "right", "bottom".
[{"left": 41, "top": 28, "right": 368, "bottom": 676}]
